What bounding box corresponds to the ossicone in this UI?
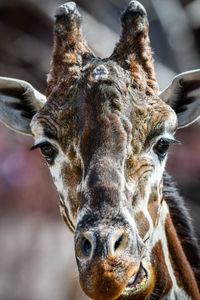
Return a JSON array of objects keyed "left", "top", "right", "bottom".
[
  {"left": 111, "top": 0, "right": 158, "bottom": 95},
  {"left": 46, "top": 2, "right": 95, "bottom": 97}
]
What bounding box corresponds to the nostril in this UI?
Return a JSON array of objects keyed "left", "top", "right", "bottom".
[
  {"left": 76, "top": 233, "right": 93, "bottom": 260},
  {"left": 110, "top": 229, "right": 128, "bottom": 256},
  {"left": 114, "top": 234, "right": 123, "bottom": 252},
  {"left": 81, "top": 237, "right": 92, "bottom": 258}
]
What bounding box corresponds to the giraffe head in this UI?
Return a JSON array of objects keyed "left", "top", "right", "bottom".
[{"left": 0, "top": 1, "right": 200, "bottom": 299}]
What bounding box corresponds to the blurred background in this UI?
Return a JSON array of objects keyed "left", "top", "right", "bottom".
[{"left": 0, "top": 0, "right": 199, "bottom": 299}]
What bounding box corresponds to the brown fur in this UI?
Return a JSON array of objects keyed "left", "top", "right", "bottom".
[
  {"left": 62, "top": 162, "right": 82, "bottom": 218},
  {"left": 151, "top": 241, "right": 173, "bottom": 298},
  {"left": 163, "top": 173, "right": 200, "bottom": 289},
  {"left": 46, "top": 4, "right": 94, "bottom": 97},
  {"left": 135, "top": 211, "right": 150, "bottom": 239},
  {"left": 165, "top": 213, "right": 199, "bottom": 299},
  {"left": 148, "top": 187, "right": 159, "bottom": 226},
  {"left": 80, "top": 257, "right": 138, "bottom": 300},
  {"left": 110, "top": 3, "right": 158, "bottom": 96}
]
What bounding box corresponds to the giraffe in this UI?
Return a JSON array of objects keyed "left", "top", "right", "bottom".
[{"left": 0, "top": 1, "right": 200, "bottom": 299}]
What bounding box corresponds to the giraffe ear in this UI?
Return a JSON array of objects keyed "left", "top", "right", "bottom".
[
  {"left": 0, "top": 77, "right": 46, "bottom": 135},
  {"left": 159, "top": 70, "right": 200, "bottom": 129}
]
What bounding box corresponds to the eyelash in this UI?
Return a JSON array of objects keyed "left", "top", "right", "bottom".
[
  {"left": 153, "top": 138, "right": 179, "bottom": 160},
  {"left": 30, "top": 141, "right": 58, "bottom": 165}
]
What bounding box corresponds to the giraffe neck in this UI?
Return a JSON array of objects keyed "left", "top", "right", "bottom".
[
  {"left": 150, "top": 200, "right": 199, "bottom": 299},
  {"left": 163, "top": 172, "right": 200, "bottom": 283}
]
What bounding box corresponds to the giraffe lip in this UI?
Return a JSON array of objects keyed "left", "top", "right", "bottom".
[
  {"left": 126, "top": 264, "right": 147, "bottom": 290},
  {"left": 123, "top": 260, "right": 149, "bottom": 295}
]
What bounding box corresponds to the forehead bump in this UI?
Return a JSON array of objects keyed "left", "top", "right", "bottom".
[{"left": 90, "top": 65, "right": 109, "bottom": 82}]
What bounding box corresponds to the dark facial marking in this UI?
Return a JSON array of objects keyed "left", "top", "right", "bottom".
[
  {"left": 59, "top": 197, "right": 75, "bottom": 232},
  {"left": 61, "top": 162, "right": 82, "bottom": 218},
  {"left": 148, "top": 187, "right": 159, "bottom": 227},
  {"left": 135, "top": 211, "right": 150, "bottom": 239}
]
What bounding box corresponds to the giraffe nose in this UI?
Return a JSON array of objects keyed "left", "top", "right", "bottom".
[
  {"left": 75, "top": 229, "right": 128, "bottom": 260},
  {"left": 75, "top": 231, "right": 94, "bottom": 260},
  {"left": 108, "top": 229, "right": 128, "bottom": 257}
]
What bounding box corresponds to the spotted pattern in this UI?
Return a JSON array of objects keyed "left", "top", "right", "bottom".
[
  {"left": 29, "top": 1, "right": 199, "bottom": 300},
  {"left": 135, "top": 211, "right": 150, "bottom": 239},
  {"left": 165, "top": 214, "right": 199, "bottom": 299},
  {"left": 148, "top": 187, "right": 159, "bottom": 227},
  {"left": 151, "top": 240, "right": 173, "bottom": 298}
]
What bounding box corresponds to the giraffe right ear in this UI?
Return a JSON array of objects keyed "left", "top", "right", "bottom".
[
  {"left": 0, "top": 77, "right": 46, "bottom": 135},
  {"left": 159, "top": 70, "right": 200, "bottom": 129}
]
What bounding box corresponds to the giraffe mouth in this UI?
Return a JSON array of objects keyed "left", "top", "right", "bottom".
[
  {"left": 121, "top": 259, "right": 152, "bottom": 297},
  {"left": 126, "top": 264, "right": 147, "bottom": 290}
]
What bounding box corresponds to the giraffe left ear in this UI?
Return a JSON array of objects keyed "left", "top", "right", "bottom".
[
  {"left": 0, "top": 77, "right": 46, "bottom": 134},
  {"left": 159, "top": 69, "right": 200, "bottom": 128}
]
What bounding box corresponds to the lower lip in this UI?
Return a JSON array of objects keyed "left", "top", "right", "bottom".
[{"left": 122, "top": 260, "right": 149, "bottom": 296}]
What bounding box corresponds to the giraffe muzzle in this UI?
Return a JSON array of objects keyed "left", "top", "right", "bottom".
[{"left": 74, "top": 223, "right": 155, "bottom": 300}]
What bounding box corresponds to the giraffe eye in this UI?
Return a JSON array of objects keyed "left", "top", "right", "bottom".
[
  {"left": 154, "top": 139, "right": 170, "bottom": 159},
  {"left": 31, "top": 141, "right": 58, "bottom": 165}
]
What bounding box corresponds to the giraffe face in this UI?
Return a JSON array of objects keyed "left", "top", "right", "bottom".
[
  {"left": 0, "top": 1, "right": 199, "bottom": 298},
  {"left": 31, "top": 61, "right": 178, "bottom": 300}
]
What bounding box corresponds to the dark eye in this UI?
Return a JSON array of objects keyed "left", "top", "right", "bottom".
[
  {"left": 154, "top": 139, "right": 170, "bottom": 159},
  {"left": 31, "top": 142, "right": 58, "bottom": 165},
  {"left": 40, "top": 143, "right": 58, "bottom": 164}
]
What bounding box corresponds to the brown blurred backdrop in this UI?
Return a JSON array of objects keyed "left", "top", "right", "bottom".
[{"left": 0, "top": 0, "right": 200, "bottom": 299}]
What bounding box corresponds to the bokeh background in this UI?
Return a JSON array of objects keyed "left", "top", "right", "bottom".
[{"left": 0, "top": 0, "right": 199, "bottom": 299}]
